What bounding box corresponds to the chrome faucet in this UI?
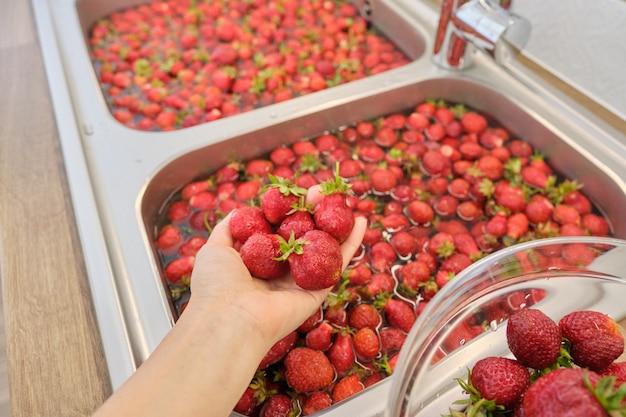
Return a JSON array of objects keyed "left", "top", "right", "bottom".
[{"left": 433, "top": 0, "right": 531, "bottom": 70}]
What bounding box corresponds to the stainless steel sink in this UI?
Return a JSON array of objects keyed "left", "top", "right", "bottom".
[{"left": 31, "top": 0, "right": 626, "bottom": 415}]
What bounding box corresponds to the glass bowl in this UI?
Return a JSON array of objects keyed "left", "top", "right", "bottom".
[{"left": 385, "top": 236, "right": 626, "bottom": 417}]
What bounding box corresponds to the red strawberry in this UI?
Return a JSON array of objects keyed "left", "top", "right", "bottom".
[
  {"left": 370, "top": 166, "right": 398, "bottom": 193},
  {"left": 562, "top": 189, "right": 592, "bottom": 215},
  {"left": 234, "top": 386, "right": 258, "bottom": 416},
  {"left": 261, "top": 175, "right": 307, "bottom": 224},
  {"left": 277, "top": 210, "right": 316, "bottom": 240},
  {"left": 156, "top": 224, "right": 183, "bottom": 251},
  {"left": 521, "top": 165, "right": 552, "bottom": 189},
  {"left": 525, "top": 194, "right": 554, "bottom": 224},
  {"left": 440, "top": 253, "right": 472, "bottom": 274},
  {"left": 241, "top": 233, "right": 290, "bottom": 279},
  {"left": 559, "top": 310, "right": 624, "bottom": 371},
  {"left": 331, "top": 374, "right": 364, "bottom": 403},
  {"left": 453, "top": 233, "right": 481, "bottom": 258},
  {"left": 506, "top": 212, "right": 529, "bottom": 240},
  {"left": 598, "top": 361, "right": 626, "bottom": 386},
  {"left": 382, "top": 297, "right": 416, "bottom": 333},
  {"left": 553, "top": 203, "right": 581, "bottom": 226},
  {"left": 379, "top": 327, "right": 407, "bottom": 354},
  {"left": 178, "top": 236, "right": 207, "bottom": 257},
  {"left": 282, "top": 230, "right": 343, "bottom": 290},
  {"left": 284, "top": 347, "right": 334, "bottom": 393},
  {"left": 305, "top": 321, "right": 334, "bottom": 351},
  {"left": 400, "top": 260, "right": 431, "bottom": 291},
  {"left": 428, "top": 232, "right": 456, "bottom": 259},
  {"left": 406, "top": 200, "right": 435, "bottom": 225},
  {"left": 561, "top": 242, "right": 599, "bottom": 267},
  {"left": 314, "top": 173, "right": 355, "bottom": 243},
  {"left": 229, "top": 206, "right": 274, "bottom": 244},
  {"left": 164, "top": 256, "right": 195, "bottom": 286},
  {"left": 353, "top": 327, "right": 381, "bottom": 360},
  {"left": 520, "top": 368, "right": 606, "bottom": 417},
  {"left": 369, "top": 241, "right": 398, "bottom": 272},
  {"left": 581, "top": 213, "right": 610, "bottom": 236},
  {"left": 259, "top": 331, "right": 298, "bottom": 369},
  {"left": 259, "top": 394, "right": 295, "bottom": 417},
  {"left": 506, "top": 308, "right": 561, "bottom": 369},
  {"left": 328, "top": 331, "right": 356, "bottom": 375},
  {"left": 461, "top": 112, "right": 488, "bottom": 134},
  {"left": 364, "top": 272, "right": 396, "bottom": 298},
  {"left": 302, "top": 391, "right": 332, "bottom": 416},
  {"left": 469, "top": 356, "right": 530, "bottom": 408},
  {"left": 348, "top": 303, "right": 381, "bottom": 329}
]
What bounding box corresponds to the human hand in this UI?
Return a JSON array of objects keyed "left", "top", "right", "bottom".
[{"left": 185, "top": 184, "right": 367, "bottom": 349}]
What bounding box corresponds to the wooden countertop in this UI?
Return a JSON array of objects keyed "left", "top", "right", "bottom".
[
  {"left": 0, "top": 1, "right": 624, "bottom": 417},
  {"left": 0, "top": 0, "right": 111, "bottom": 416}
]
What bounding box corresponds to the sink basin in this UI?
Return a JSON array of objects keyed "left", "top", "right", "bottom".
[{"left": 31, "top": 0, "right": 626, "bottom": 415}]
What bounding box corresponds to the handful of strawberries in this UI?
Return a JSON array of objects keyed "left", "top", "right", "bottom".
[
  {"left": 230, "top": 170, "right": 356, "bottom": 291},
  {"left": 449, "top": 308, "right": 626, "bottom": 417}
]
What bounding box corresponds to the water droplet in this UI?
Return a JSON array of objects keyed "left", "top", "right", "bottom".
[{"left": 489, "top": 320, "right": 498, "bottom": 331}]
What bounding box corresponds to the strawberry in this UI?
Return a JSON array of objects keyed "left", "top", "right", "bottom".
[
  {"left": 598, "top": 361, "right": 626, "bottom": 386},
  {"left": 156, "top": 224, "right": 183, "bottom": 252},
  {"left": 302, "top": 391, "right": 332, "bottom": 416},
  {"left": 400, "top": 260, "right": 431, "bottom": 291},
  {"left": 461, "top": 111, "right": 488, "bottom": 134},
  {"left": 428, "top": 232, "right": 456, "bottom": 259},
  {"left": 553, "top": 203, "right": 581, "bottom": 226},
  {"left": 381, "top": 297, "right": 416, "bottom": 333},
  {"left": 348, "top": 303, "right": 381, "bottom": 329},
  {"left": 561, "top": 242, "right": 599, "bottom": 267},
  {"left": 164, "top": 256, "right": 195, "bottom": 287},
  {"left": 305, "top": 321, "right": 334, "bottom": 351},
  {"left": 353, "top": 327, "right": 381, "bottom": 360},
  {"left": 313, "top": 172, "right": 355, "bottom": 243},
  {"left": 277, "top": 209, "right": 316, "bottom": 240},
  {"left": 581, "top": 213, "right": 610, "bottom": 236},
  {"left": 284, "top": 347, "right": 334, "bottom": 393},
  {"left": 364, "top": 272, "right": 396, "bottom": 298},
  {"left": 328, "top": 331, "right": 356, "bottom": 375},
  {"left": 379, "top": 327, "right": 407, "bottom": 354},
  {"left": 259, "top": 331, "right": 298, "bottom": 369},
  {"left": 506, "top": 308, "right": 561, "bottom": 369},
  {"left": 525, "top": 194, "right": 554, "bottom": 224},
  {"left": 259, "top": 394, "right": 296, "bottom": 417},
  {"left": 240, "top": 233, "right": 290, "bottom": 279},
  {"left": 440, "top": 253, "right": 471, "bottom": 274},
  {"left": 506, "top": 212, "right": 529, "bottom": 241},
  {"left": 559, "top": 310, "right": 624, "bottom": 371},
  {"left": 332, "top": 374, "right": 364, "bottom": 404},
  {"left": 406, "top": 200, "right": 435, "bottom": 225},
  {"left": 520, "top": 368, "right": 607, "bottom": 417},
  {"left": 261, "top": 175, "right": 307, "bottom": 224},
  {"left": 467, "top": 356, "right": 530, "bottom": 408},
  {"left": 370, "top": 166, "right": 399, "bottom": 193},
  {"left": 344, "top": 263, "right": 372, "bottom": 286},
  {"left": 281, "top": 229, "right": 343, "bottom": 290},
  {"left": 369, "top": 241, "right": 398, "bottom": 272},
  {"left": 178, "top": 236, "right": 208, "bottom": 257},
  {"left": 521, "top": 165, "right": 553, "bottom": 189}
]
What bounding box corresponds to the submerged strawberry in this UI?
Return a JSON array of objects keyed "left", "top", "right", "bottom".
[{"left": 285, "top": 347, "right": 335, "bottom": 393}]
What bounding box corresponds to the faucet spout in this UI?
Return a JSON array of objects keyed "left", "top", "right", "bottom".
[{"left": 433, "top": 0, "right": 531, "bottom": 70}]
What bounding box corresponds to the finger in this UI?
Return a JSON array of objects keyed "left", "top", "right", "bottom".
[
  {"left": 340, "top": 215, "right": 367, "bottom": 270},
  {"left": 305, "top": 184, "right": 323, "bottom": 206}
]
